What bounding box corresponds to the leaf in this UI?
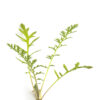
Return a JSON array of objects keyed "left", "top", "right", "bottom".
[
  {"left": 55, "top": 38, "right": 61, "bottom": 43},
  {"left": 29, "top": 31, "right": 37, "bottom": 38},
  {"left": 20, "top": 23, "right": 25, "bottom": 30},
  {"left": 54, "top": 45, "right": 58, "bottom": 49},
  {"left": 16, "top": 57, "right": 26, "bottom": 64},
  {"left": 54, "top": 54, "right": 60, "bottom": 56},
  {"left": 49, "top": 46, "right": 56, "bottom": 51},
  {"left": 81, "top": 66, "right": 93, "bottom": 69},
  {"left": 30, "top": 50, "right": 41, "bottom": 56},
  {"left": 59, "top": 72, "right": 63, "bottom": 77},
  {"left": 35, "top": 72, "right": 44, "bottom": 75},
  {"left": 33, "top": 65, "right": 47, "bottom": 69},
  {"left": 50, "top": 64, "right": 55, "bottom": 67},
  {"left": 66, "top": 24, "right": 78, "bottom": 33},
  {"left": 31, "top": 59, "right": 37, "bottom": 66},
  {"left": 16, "top": 34, "right": 26, "bottom": 42},
  {"left": 19, "top": 29, "right": 25, "bottom": 34},
  {"left": 7, "top": 43, "right": 26, "bottom": 54},
  {"left": 24, "top": 55, "right": 31, "bottom": 62},
  {"left": 61, "top": 37, "right": 65, "bottom": 41},
  {"left": 60, "top": 31, "right": 66, "bottom": 38},
  {"left": 60, "top": 44, "right": 67, "bottom": 47},
  {"left": 26, "top": 28, "right": 29, "bottom": 32},
  {"left": 63, "top": 64, "right": 68, "bottom": 72},
  {"left": 54, "top": 70, "right": 60, "bottom": 79},
  {"left": 75, "top": 62, "right": 80, "bottom": 68},
  {"left": 19, "top": 24, "right": 28, "bottom": 39},
  {"left": 29, "top": 37, "right": 40, "bottom": 46},
  {"left": 46, "top": 55, "right": 53, "bottom": 59},
  {"left": 37, "top": 78, "right": 43, "bottom": 81}
]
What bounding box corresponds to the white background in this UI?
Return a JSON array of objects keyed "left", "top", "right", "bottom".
[{"left": 0, "top": 0, "right": 100, "bottom": 100}]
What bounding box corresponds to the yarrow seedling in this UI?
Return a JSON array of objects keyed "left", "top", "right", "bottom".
[{"left": 7, "top": 24, "right": 92, "bottom": 100}]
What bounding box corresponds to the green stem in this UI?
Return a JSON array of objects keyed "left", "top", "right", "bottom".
[
  {"left": 40, "top": 42, "right": 62, "bottom": 92},
  {"left": 27, "top": 40, "right": 34, "bottom": 90},
  {"left": 42, "top": 71, "right": 70, "bottom": 99},
  {"left": 27, "top": 39, "right": 39, "bottom": 99},
  {"left": 42, "top": 67, "right": 85, "bottom": 99}
]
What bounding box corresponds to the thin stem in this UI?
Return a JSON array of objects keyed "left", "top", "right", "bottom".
[
  {"left": 40, "top": 43, "right": 62, "bottom": 92},
  {"left": 26, "top": 39, "right": 34, "bottom": 90},
  {"left": 42, "top": 79, "right": 59, "bottom": 99},
  {"left": 42, "top": 67, "right": 86, "bottom": 99},
  {"left": 29, "top": 70, "right": 34, "bottom": 89},
  {"left": 42, "top": 71, "right": 70, "bottom": 99},
  {"left": 27, "top": 38, "right": 39, "bottom": 99}
]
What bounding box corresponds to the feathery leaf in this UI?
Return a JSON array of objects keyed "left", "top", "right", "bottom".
[
  {"left": 63, "top": 64, "right": 69, "bottom": 72},
  {"left": 30, "top": 50, "right": 41, "bottom": 56},
  {"left": 29, "top": 37, "right": 40, "bottom": 46},
  {"left": 16, "top": 34, "right": 26, "bottom": 42},
  {"left": 16, "top": 57, "right": 26, "bottom": 64},
  {"left": 29, "top": 31, "right": 37, "bottom": 38},
  {"left": 54, "top": 70, "right": 60, "bottom": 79}
]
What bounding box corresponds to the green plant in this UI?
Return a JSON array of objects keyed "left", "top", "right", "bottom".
[{"left": 7, "top": 24, "right": 92, "bottom": 100}]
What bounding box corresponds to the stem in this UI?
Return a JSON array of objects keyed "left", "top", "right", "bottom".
[
  {"left": 27, "top": 38, "right": 39, "bottom": 99},
  {"left": 42, "top": 71, "right": 70, "bottom": 99},
  {"left": 26, "top": 39, "right": 34, "bottom": 90},
  {"left": 42, "top": 79, "right": 59, "bottom": 99},
  {"left": 42, "top": 67, "right": 83, "bottom": 99},
  {"left": 40, "top": 43, "right": 62, "bottom": 92}
]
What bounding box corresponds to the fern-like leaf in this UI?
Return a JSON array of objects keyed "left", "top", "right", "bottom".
[
  {"left": 54, "top": 70, "right": 60, "bottom": 79},
  {"left": 29, "top": 31, "right": 37, "bottom": 38},
  {"left": 63, "top": 64, "right": 69, "bottom": 72},
  {"left": 16, "top": 34, "right": 26, "bottom": 42},
  {"left": 29, "top": 37, "right": 40, "bottom": 46},
  {"left": 30, "top": 50, "right": 41, "bottom": 56},
  {"left": 31, "top": 59, "right": 37, "bottom": 66},
  {"left": 16, "top": 57, "right": 26, "bottom": 64}
]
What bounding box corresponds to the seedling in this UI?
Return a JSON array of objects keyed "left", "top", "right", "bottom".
[{"left": 7, "top": 24, "right": 92, "bottom": 100}]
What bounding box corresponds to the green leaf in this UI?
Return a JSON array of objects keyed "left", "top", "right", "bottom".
[
  {"left": 19, "top": 29, "right": 25, "bottom": 34},
  {"left": 29, "top": 31, "right": 37, "bottom": 38},
  {"left": 30, "top": 50, "right": 41, "bottom": 56},
  {"left": 60, "top": 44, "right": 67, "bottom": 47},
  {"left": 24, "top": 55, "right": 31, "bottom": 62},
  {"left": 20, "top": 23, "right": 25, "bottom": 30},
  {"left": 50, "top": 64, "right": 55, "bottom": 67},
  {"left": 26, "top": 28, "right": 29, "bottom": 32},
  {"left": 16, "top": 57, "right": 26, "bottom": 64},
  {"left": 7, "top": 43, "right": 26, "bottom": 54},
  {"left": 55, "top": 38, "right": 61, "bottom": 43},
  {"left": 49, "top": 46, "right": 56, "bottom": 51},
  {"left": 19, "top": 24, "right": 28, "bottom": 39},
  {"left": 37, "top": 78, "right": 43, "bottom": 81},
  {"left": 66, "top": 24, "right": 78, "bottom": 33},
  {"left": 75, "top": 62, "right": 80, "bottom": 68},
  {"left": 16, "top": 34, "right": 26, "bottom": 42},
  {"left": 54, "top": 70, "right": 60, "bottom": 79},
  {"left": 54, "top": 54, "right": 60, "bottom": 56},
  {"left": 60, "top": 31, "right": 66, "bottom": 38},
  {"left": 81, "top": 66, "right": 93, "bottom": 69},
  {"left": 29, "top": 37, "right": 40, "bottom": 46},
  {"left": 46, "top": 55, "right": 53, "bottom": 59},
  {"left": 59, "top": 72, "right": 63, "bottom": 77},
  {"left": 63, "top": 64, "right": 68, "bottom": 72},
  {"left": 35, "top": 72, "right": 44, "bottom": 75},
  {"left": 31, "top": 59, "right": 37, "bottom": 66},
  {"left": 33, "top": 65, "right": 47, "bottom": 69}
]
